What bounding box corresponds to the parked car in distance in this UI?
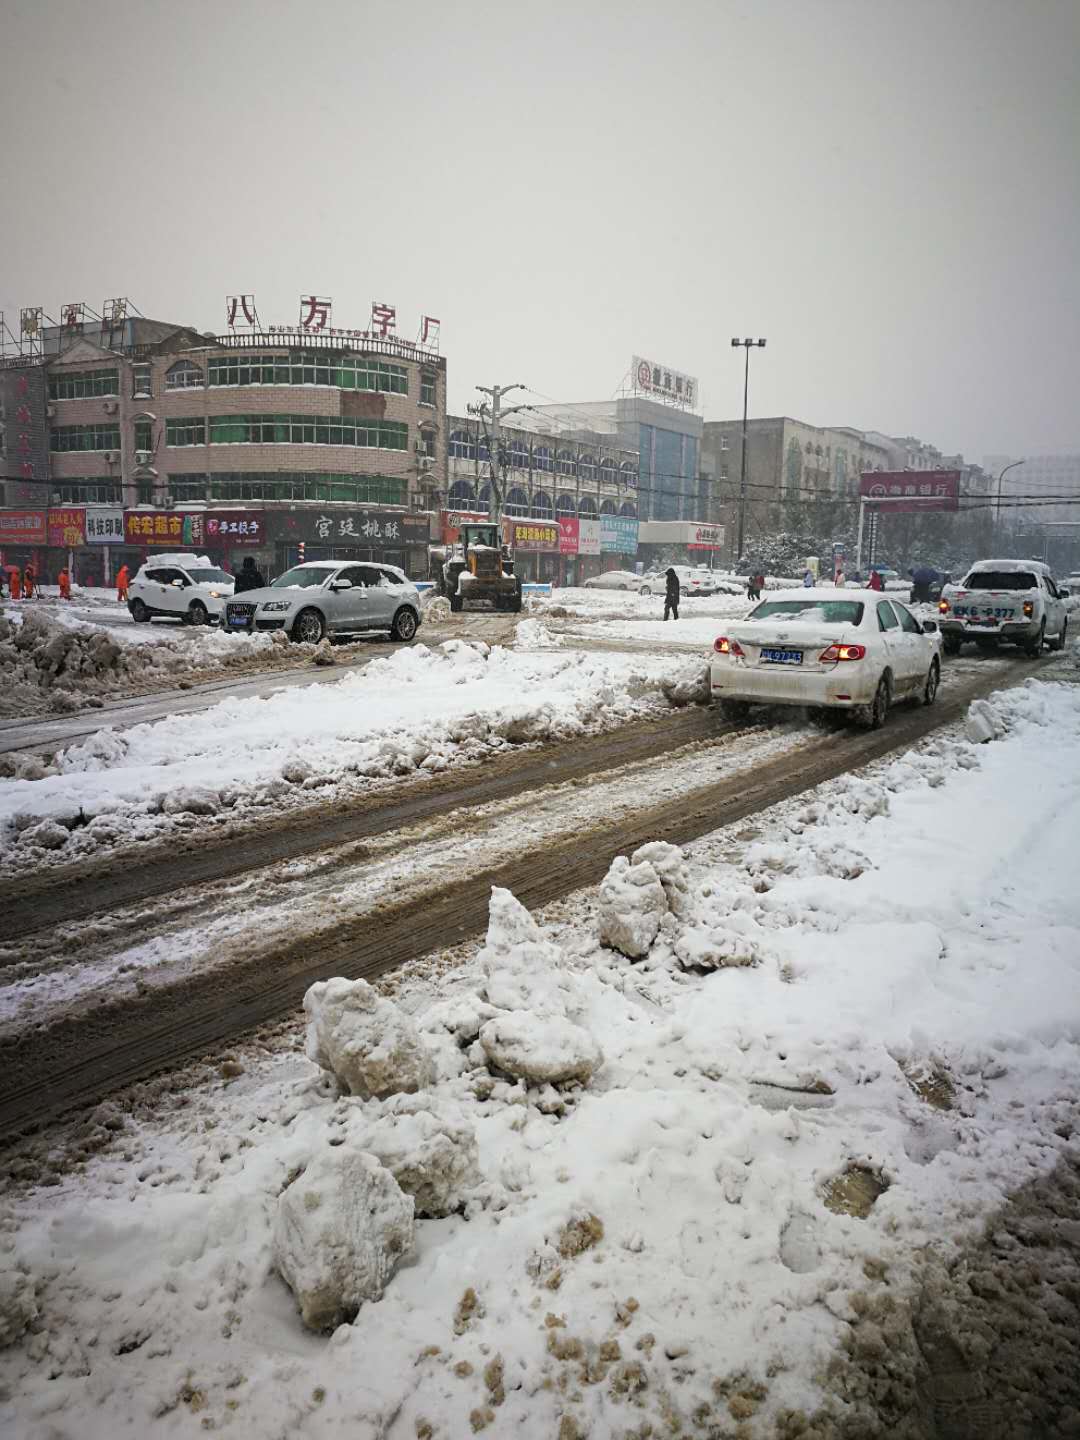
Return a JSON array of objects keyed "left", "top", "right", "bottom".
[
  {"left": 937, "top": 559, "right": 1068, "bottom": 656},
  {"left": 639, "top": 566, "right": 720, "bottom": 598},
  {"left": 582, "top": 570, "right": 644, "bottom": 591},
  {"left": 224, "top": 560, "right": 422, "bottom": 644},
  {"left": 710, "top": 587, "right": 943, "bottom": 729},
  {"left": 127, "top": 554, "right": 234, "bottom": 625}
]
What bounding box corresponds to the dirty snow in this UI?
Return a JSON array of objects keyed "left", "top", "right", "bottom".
[{"left": 2, "top": 679, "right": 1079, "bottom": 1435}]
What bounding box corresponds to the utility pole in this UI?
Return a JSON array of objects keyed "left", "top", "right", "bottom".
[
  {"left": 472, "top": 382, "right": 532, "bottom": 521},
  {"left": 731, "top": 338, "right": 766, "bottom": 566}
]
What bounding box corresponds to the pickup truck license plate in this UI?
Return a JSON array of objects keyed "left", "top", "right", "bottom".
[{"left": 760, "top": 648, "right": 802, "bottom": 665}]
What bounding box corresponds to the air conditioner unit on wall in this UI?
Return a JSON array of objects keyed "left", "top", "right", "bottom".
[
  {"left": 103, "top": 400, "right": 118, "bottom": 414},
  {"left": 105, "top": 451, "right": 120, "bottom": 463},
  {"left": 135, "top": 450, "right": 151, "bottom": 465}
]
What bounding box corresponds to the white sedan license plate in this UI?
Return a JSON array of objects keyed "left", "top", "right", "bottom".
[{"left": 761, "top": 647, "right": 802, "bottom": 665}]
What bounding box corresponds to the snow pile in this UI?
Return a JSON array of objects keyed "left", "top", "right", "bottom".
[
  {"left": 347, "top": 1094, "right": 481, "bottom": 1218},
  {"left": 598, "top": 840, "right": 693, "bottom": 957},
  {"left": 0, "top": 640, "right": 682, "bottom": 870},
  {"left": 0, "top": 608, "right": 276, "bottom": 719},
  {"left": 272, "top": 1146, "right": 415, "bottom": 1331},
  {"left": 513, "top": 617, "right": 560, "bottom": 648},
  {"left": 965, "top": 695, "right": 1007, "bottom": 744},
  {"left": 304, "top": 977, "right": 435, "bottom": 1099},
  {"left": 476, "top": 889, "right": 603, "bottom": 1085}
]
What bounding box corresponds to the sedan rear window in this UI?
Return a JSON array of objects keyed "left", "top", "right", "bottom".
[
  {"left": 964, "top": 571, "right": 1038, "bottom": 590},
  {"left": 271, "top": 566, "right": 334, "bottom": 589},
  {"left": 749, "top": 599, "right": 864, "bottom": 624}
]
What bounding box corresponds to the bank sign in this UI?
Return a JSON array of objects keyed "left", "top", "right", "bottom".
[
  {"left": 859, "top": 469, "right": 960, "bottom": 513},
  {"left": 632, "top": 354, "right": 698, "bottom": 410}
]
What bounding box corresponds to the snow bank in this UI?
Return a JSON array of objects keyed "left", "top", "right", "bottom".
[
  {"left": 0, "top": 640, "right": 683, "bottom": 870},
  {"left": 273, "top": 1146, "right": 415, "bottom": 1331},
  {"left": 304, "top": 977, "right": 435, "bottom": 1099},
  {"left": 348, "top": 1094, "right": 481, "bottom": 1218},
  {"left": 597, "top": 854, "right": 668, "bottom": 957}
]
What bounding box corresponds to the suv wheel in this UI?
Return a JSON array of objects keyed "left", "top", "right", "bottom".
[
  {"left": 292, "top": 608, "right": 325, "bottom": 645},
  {"left": 187, "top": 600, "right": 208, "bottom": 626},
  {"left": 922, "top": 658, "right": 940, "bottom": 706},
  {"left": 130, "top": 598, "right": 150, "bottom": 623},
  {"left": 391, "top": 607, "right": 417, "bottom": 642}
]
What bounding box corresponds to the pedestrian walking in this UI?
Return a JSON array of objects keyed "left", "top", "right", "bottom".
[
  {"left": 58, "top": 565, "right": 72, "bottom": 601},
  {"left": 22, "top": 563, "right": 35, "bottom": 600},
  {"left": 7, "top": 566, "right": 22, "bottom": 601},
  {"left": 868, "top": 569, "right": 884, "bottom": 591},
  {"left": 663, "top": 566, "right": 680, "bottom": 621},
  {"left": 116, "top": 563, "right": 131, "bottom": 603},
  {"left": 233, "top": 556, "right": 266, "bottom": 593},
  {"left": 747, "top": 572, "right": 764, "bottom": 601}
]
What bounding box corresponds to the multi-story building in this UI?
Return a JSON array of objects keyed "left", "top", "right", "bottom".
[
  {"left": 0, "top": 306, "right": 446, "bottom": 581},
  {"left": 445, "top": 412, "right": 640, "bottom": 582}
]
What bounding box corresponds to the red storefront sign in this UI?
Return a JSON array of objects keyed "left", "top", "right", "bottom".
[
  {"left": 508, "top": 520, "right": 559, "bottom": 552},
  {"left": 204, "top": 512, "right": 264, "bottom": 545},
  {"left": 687, "top": 524, "right": 724, "bottom": 551},
  {"left": 47, "top": 507, "right": 86, "bottom": 549},
  {"left": 859, "top": 470, "right": 960, "bottom": 513},
  {"left": 124, "top": 512, "right": 204, "bottom": 547},
  {"left": 0, "top": 509, "right": 47, "bottom": 545},
  {"left": 440, "top": 510, "right": 488, "bottom": 545},
  {"left": 558, "top": 517, "right": 579, "bottom": 554}
]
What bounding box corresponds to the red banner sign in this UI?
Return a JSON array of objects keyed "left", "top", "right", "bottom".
[
  {"left": 859, "top": 469, "right": 960, "bottom": 513},
  {"left": 440, "top": 510, "right": 489, "bottom": 545},
  {"left": 124, "top": 512, "right": 204, "bottom": 547},
  {"left": 558, "top": 517, "right": 579, "bottom": 555},
  {"left": 0, "top": 509, "right": 47, "bottom": 546},
  {"left": 47, "top": 507, "right": 86, "bottom": 549}
]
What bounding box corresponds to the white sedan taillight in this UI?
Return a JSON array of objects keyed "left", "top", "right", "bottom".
[
  {"left": 714, "top": 636, "right": 746, "bottom": 656},
  {"left": 818, "top": 643, "right": 866, "bottom": 662}
]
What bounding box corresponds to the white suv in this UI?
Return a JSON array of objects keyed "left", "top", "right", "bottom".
[{"left": 128, "top": 554, "right": 235, "bottom": 626}]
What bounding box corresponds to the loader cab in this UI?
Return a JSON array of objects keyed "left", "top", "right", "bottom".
[{"left": 459, "top": 523, "right": 502, "bottom": 551}]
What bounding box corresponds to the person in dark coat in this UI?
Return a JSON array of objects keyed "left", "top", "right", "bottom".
[
  {"left": 234, "top": 556, "right": 266, "bottom": 593},
  {"left": 664, "top": 567, "right": 680, "bottom": 621}
]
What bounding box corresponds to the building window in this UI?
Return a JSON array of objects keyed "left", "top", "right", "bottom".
[
  {"left": 449, "top": 429, "right": 476, "bottom": 460},
  {"left": 448, "top": 479, "right": 477, "bottom": 507},
  {"left": 600, "top": 498, "right": 618, "bottom": 515},
  {"left": 619, "top": 460, "right": 637, "bottom": 487},
  {"left": 505, "top": 487, "right": 530, "bottom": 517},
  {"left": 578, "top": 453, "right": 596, "bottom": 482},
  {"left": 599, "top": 458, "right": 617, "bottom": 485},
  {"left": 619, "top": 500, "right": 637, "bottom": 518},
  {"left": 578, "top": 495, "right": 599, "bottom": 518},
  {"left": 134, "top": 418, "right": 154, "bottom": 455},
  {"left": 205, "top": 352, "right": 409, "bottom": 395},
  {"left": 132, "top": 363, "right": 152, "bottom": 398},
  {"left": 556, "top": 492, "right": 576, "bottom": 518},
  {"left": 719, "top": 465, "right": 728, "bottom": 481},
  {"left": 533, "top": 446, "right": 553, "bottom": 474},
  {"left": 169, "top": 476, "right": 210, "bottom": 504},
  {"left": 556, "top": 449, "right": 575, "bottom": 477},
  {"left": 136, "top": 479, "right": 155, "bottom": 506},
  {"left": 50, "top": 423, "right": 121, "bottom": 452},
  {"left": 207, "top": 414, "right": 408, "bottom": 450},
  {"left": 507, "top": 440, "right": 529, "bottom": 471},
  {"left": 165, "top": 418, "right": 207, "bottom": 447},
  {"left": 52, "top": 482, "right": 122, "bottom": 504},
  {"left": 532, "top": 491, "right": 554, "bottom": 518},
  {"left": 204, "top": 472, "right": 407, "bottom": 505},
  {"left": 420, "top": 371, "right": 436, "bottom": 406},
  {"left": 48, "top": 369, "right": 119, "bottom": 400},
  {"left": 420, "top": 427, "right": 436, "bottom": 459},
  {"left": 720, "top": 435, "right": 729, "bottom": 451},
  {"left": 165, "top": 360, "right": 205, "bottom": 390}
]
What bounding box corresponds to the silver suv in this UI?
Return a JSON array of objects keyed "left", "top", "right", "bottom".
[{"left": 225, "top": 561, "right": 422, "bottom": 644}]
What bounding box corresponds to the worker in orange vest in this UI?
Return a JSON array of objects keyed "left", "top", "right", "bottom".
[
  {"left": 116, "top": 563, "right": 131, "bottom": 603},
  {"left": 7, "top": 566, "right": 22, "bottom": 601},
  {"left": 58, "top": 565, "right": 72, "bottom": 600},
  {"left": 22, "top": 563, "right": 35, "bottom": 599}
]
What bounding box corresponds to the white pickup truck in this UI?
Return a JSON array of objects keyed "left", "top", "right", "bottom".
[{"left": 937, "top": 559, "right": 1069, "bottom": 656}]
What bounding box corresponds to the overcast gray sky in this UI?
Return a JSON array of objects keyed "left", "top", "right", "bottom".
[{"left": 2, "top": 0, "right": 1077, "bottom": 460}]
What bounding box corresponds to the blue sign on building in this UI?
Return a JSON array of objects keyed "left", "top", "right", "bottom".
[{"left": 600, "top": 514, "right": 639, "bottom": 555}]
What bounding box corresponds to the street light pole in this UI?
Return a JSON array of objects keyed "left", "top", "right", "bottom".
[
  {"left": 731, "top": 337, "right": 766, "bottom": 565},
  {"left": 995, "top": 458, "right": 1025, "bottom": 542}
]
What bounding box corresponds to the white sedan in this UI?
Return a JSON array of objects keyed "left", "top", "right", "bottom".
[
  {"left": 582, "top": 570, "right": 644, "bottom": 591},
  {"left": 709, "top": 587, "right": 943, "bottom": 728}
]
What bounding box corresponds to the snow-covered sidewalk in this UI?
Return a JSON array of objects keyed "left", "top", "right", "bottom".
[{"left": 2, "top": 678, "right": 1078, "bottom": 1436}]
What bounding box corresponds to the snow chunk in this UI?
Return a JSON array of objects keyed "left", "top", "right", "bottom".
[
  {"left": 598, "top": 855, "right": 668, "bottom": 958},
  {"left": 632, "top": 840, "right": 691, "bottom": 917},
  {"left": 514, "top": 619, "right": 559, "bottom": 649},
  {"left": 273, "top": 1147, "right": 414, "bottom": 1331},
  {"left": 0, "top": 1267, "right": 38, "bottom": 1348},
  {"left": 21, "top": 819, "right": 69, "bottom": 850},
  {"left": 352, "top": 1094, "right": 481, "bottom": 1217},
  {"left": 674, "top": 923, "right": 760, "bottom": 971},
  {"left": 965, "top": 697, "right": 1005, "bottom": 745},
  {"left": 161, "top": 785, "right": 219, "bottom": 816},
  {"left": 304, "top": 977, "right": 435, "bottom": 1099},
  {"left": 479, "top": 1010, "right": 603, "bottom": 1085}
]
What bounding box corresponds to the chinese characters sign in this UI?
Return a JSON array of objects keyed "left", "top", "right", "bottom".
[
  {"left": 687, "top": 524, "right": 725, "bottom": 552},
  {"left": 0, "top": 365, "right": 49, "bottom": 498},
  {"left": 508, "top": 521, "right": 559, "bottom": 553},
  {"left": 226, "top": 294, "right": 258, "bottom": 329},
  {"left": 299, "top": 296, "right": 332, "bottom": 332},
  {"left": 85, "top": 508, "right": 124, "bottom": 543},
  {"left": 268, "top": 508, "right": 430, "bottom": 551},
  {"left": 205, "top": 512, "right": 263, "bottom": 545},
  {"left": 599, "top": 515, "right": 639, "bottom": 555},
  {"left": 370, "top": 302, "right": 396, "bottom": 337},
  {"left": 124, "top": 512, "right": 204, "bottom": 547},
  {"left": 632, "top": 354, "right": 698, "bottom": 410},
  {"left": 47, "top": 507, "right": 86, "bottom": 549},
  {"left": 859, "top": 470, "right": 960, "bottom": 513},
  {"left": 0, "top": 510, "right": 47, "bottom": 546}
]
